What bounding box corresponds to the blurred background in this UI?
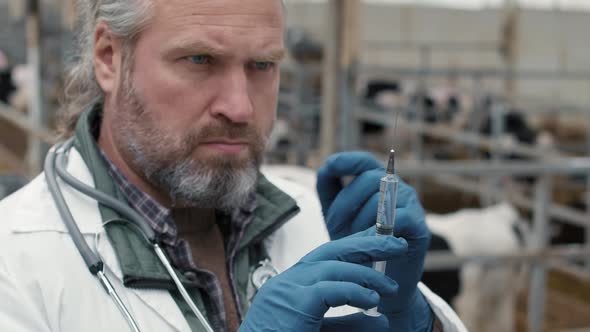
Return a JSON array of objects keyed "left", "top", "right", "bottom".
[{"left": 0, "top": 0, "right": 589, "bottom": 331}]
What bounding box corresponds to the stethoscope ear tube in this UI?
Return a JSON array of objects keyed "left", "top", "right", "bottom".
[
  {"left": 45, "top": 141, "right": 104, "bottom": 274},
  {"left": 53, "top": 139, "right": 157, "bottom": 244}
]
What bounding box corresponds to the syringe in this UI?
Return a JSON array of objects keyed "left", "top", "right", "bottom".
[{"left": 364, "top": 149, "right": 399, "bottom": 317}]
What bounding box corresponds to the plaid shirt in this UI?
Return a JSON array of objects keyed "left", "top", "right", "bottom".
[{"left": 100, "top": 151, "right": 256, "bottom": 332}]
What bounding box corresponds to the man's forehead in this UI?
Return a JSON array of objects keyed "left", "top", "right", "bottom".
[
  {"left": 153, "top": 0, "right": 284, "bottom": 28},
  {"left": 142, "top": 0, "right": 285, "bottom": 61}
]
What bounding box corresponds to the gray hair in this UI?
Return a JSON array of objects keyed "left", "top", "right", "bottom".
[
  {"left": 58, "top": 0, "right": 286, "bottom": 138},
  {"left": 59, "top": 0, "right": 154, "bottom": 137}
]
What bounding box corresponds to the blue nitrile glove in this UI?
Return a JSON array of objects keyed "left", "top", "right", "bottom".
[
  {"left": 321, "top": 312, "right": 389, "bottom": 332},
  {"left": 239, "top": 228, "right": 408, "bottom": 332},
  {"left": 317, "top": 152, "right": 434, "bottom": 331}
]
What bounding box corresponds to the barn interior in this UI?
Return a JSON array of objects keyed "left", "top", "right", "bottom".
[{"left": 0, "top": 0, "right": 589, "bottom": 331}]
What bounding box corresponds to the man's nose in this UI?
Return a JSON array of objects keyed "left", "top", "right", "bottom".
[{"left": 210, "top": 68, "right": 255, "bottom": 124}]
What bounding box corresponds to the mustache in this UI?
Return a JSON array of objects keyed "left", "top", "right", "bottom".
[{"left": 185, "top": 122, "right": 265, "bottom": 148}]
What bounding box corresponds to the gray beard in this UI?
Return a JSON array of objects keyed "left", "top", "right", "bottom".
[
  {"left": 112, "top": 60, "right": 262, "bottom": 212},
  {"left": 125, "top": 138, "right": 259, "bottom": 212}
]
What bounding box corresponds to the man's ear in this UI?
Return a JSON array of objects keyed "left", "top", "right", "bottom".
[{"left": 94, "top": 22, "right": 123, "bottom": 94}]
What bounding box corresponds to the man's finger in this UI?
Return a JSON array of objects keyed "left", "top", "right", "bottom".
[
  {"left": 321, "top": 312, "right": 390, "bottom": 332},
  {"left": 317, "top": 152, "right": 383, "bottom": 215},
  {"left": 310, "top": 281, "right": 381, "bottom": 315},
  {"left": 302, "top": 235, "right": 408, "bottom": 264},
  {"left": 347, "top": 192, "right": 380, "bottom": 236},
  {"left": 326, "top": 170, "right": 382, "bottom": 238},
  {"left": 308, "top": 261, "right": 399, "bottom": 297},
  {"left": 347, "top": 226, "right": 376, "bottom": 238},
  {"left": 392, "top": 207, "right": 427, "bottom": 240},
  {"left": 395, "top": 179, "right": 419, "bottom": 207},
  {"left": 320, "top": 152, "right": 384, "bottom": 177}
]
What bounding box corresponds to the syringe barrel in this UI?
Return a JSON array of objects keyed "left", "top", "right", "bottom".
[
  {"left": 375, "top": 174, "right": 399, "bottom": 234},
  {"left": 364, "top": 173, "right": 399, "bottom": 318}
]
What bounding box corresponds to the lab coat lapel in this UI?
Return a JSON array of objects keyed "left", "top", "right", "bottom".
[
  {"left": 67, "top": 149, "right": 190, "bottom": 332},
  {"left": 96, "top": 232, "right": 190, "bottom": 332},
  {"left": 10, "top": 148, "right": 103, "bottom": 234}
]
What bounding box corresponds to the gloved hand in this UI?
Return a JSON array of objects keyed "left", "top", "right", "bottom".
[
  {"left": 317, "top": 152, "right": 433, "bottom": 331},
  {"left": 321, "top": 312, "right": 389, "bottom": 332},
  {"left": 239, "top": 228, "right": 408, "bottom": 332}
]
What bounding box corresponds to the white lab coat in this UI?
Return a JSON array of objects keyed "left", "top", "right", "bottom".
[{"left": 0, "top": 149, "right": 466, "bottom": 332}]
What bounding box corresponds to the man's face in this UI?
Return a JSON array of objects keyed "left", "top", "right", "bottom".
[{"left": 109, "top": 0, "right": 285, "bottom": 209}]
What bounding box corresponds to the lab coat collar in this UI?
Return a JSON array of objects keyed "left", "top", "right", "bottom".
[
  {"left": 10, "top": 147, "right": 190, "bottom": 331},
  {"left": 9, "top": 148, "right": 103, "bottom": 235}
]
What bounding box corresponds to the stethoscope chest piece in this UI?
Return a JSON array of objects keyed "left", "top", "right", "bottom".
[{"left": 251, "top": 259, "right": 279, "bottom": 290}]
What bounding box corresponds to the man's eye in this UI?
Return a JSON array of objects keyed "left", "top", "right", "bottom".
[
  {"left": 253, "top": 61, "right": 274, "bottom": 71},
  {"left": 187, "top": 55, "right": 211, "bottom": 65}
]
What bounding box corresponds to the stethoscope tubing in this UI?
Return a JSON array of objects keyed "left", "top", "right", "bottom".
[
  {"left": 44, "top": 140, "right": 104, "bottom": 273},
  {"left": 53, "top": 139, "right": 156, "bottom": 242},
  {"left": 154, "top": 244, "right": 214, "bottom": 332},
  {"left": 45, "top": 139, "right": 214, "bottom": 332},
  {"left": 97, "top": 270, "right": 143, "bottom": 332},
  {"left": 45, "top": 141, "right": 142, "bottom": 331}
]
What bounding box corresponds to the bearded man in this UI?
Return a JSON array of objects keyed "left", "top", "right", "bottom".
[{"left": 0, "top": 0, "right": 465, "bottom": 331}]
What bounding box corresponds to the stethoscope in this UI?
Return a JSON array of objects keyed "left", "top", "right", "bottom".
[{"left": 44, "top": 138, "right": 279, "bottom": 332}]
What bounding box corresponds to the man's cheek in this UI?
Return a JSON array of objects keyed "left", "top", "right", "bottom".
[{"left": 263, "top": 118, "right": 276, "bottom": 141}]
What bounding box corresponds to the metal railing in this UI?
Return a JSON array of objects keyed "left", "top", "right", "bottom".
[{"left": 355, "top": 102, "right": 590, "bottom": 332}]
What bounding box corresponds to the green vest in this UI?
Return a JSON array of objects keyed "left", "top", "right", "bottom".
[{"left": 73, "top": 107, "right": 300, "bottom": 331}]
